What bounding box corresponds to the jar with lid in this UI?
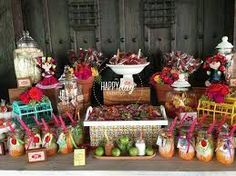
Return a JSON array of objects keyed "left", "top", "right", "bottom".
[
  {"left": 58, "top": 66, "right": 84, "bottom": 117},
  {"left": 13, "top": 31, "right": 43, "bottom": 83},
  {"left": 42, "top": 129, "right": 58, "bottom": 156},
  {"left": 165, "top": 73, "right": 198, "bottom": 118},
  {"left": 216, "top": 132, "right": 235, "bottom": 165},
  {"left": 57, "top": 127, "right": 74, "bottom": 154},
  {"left": 195, "top": 130, "right": 214, "bottom": 162},
  {"left": 157, "top": 129, "right": 175, "bottom": 159},
  {"left": 7, "top": 129, "right": 25, "bottom": 157},
  {"left": 216, "top": 36, "right": 234, "bottom": 83},
  {"left": 24, "top": 127, "right": 42, "bottom": 150},
  {"left": 177, "top": 128, "right": 195, "bottom": 160}
]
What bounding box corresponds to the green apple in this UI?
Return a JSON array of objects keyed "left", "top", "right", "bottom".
[
  {"left": 129, "top": 147, "right": 138, "bottom": 156},
  {"left": 145, "top": 146, "right": 154, "bottom": 156},
  {"left": 95, "top": 146, "right": 104, "bottom": 156},
  {"left": 119, "top": 135, "right": 130, "bottom": 145},
  {"left": 112, "top": 147, "right": 121, "bottom": 157}
]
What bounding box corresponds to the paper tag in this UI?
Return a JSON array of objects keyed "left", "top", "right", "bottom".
[
  {"left": 74, "top": 149, "right": 86, "bottom": 166},
  {"left": 57, "top": 133, "right": 66, "bottom": 148},
  {"left": 177, "top": 138, "right": 187, "bottom": 150},
  {"left": 156, "top": 136, "right": 162, "bottom": 146}
]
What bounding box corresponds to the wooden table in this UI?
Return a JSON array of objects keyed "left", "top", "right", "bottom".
[{"left": 0, "top": 153, "right": 235, "bottom": 175}]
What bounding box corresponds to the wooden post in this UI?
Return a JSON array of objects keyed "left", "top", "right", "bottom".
[{"left": 11, "top": 0, "right": 24, "bottom": 41}]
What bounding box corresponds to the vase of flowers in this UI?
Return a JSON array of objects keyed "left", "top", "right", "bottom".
[
  {"left": 150, "top": 67, "right": 179, "bottom": 104},
  {"left": 164, "top": 51, "right": 202, "bottom": 90},
  {"left": 68, "top": 48, "right": 105, "bottom": 108}
]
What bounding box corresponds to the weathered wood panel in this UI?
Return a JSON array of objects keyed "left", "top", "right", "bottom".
[
  {"left": 176, "top": 0, "right": 198, "bottom": 55},
  {"left": 46, "top": 0, "right": 71, "bottom": 75},
  {"left": 22, "top": 0, "right": 46, "bottom": 52},
  {"left": 0, "top": 0, "right": 16, "bottom": 98},
  {"left": 99, "top": 0, "right": 120, "bottom": 55},
  {"left": 121, "top": 0, "right": 144, "bottom": 53},
  {"left": 203, "top": 0, "right": 225, "bottom": 56},
  {"left": 11, "top": 0, "right": 23, "bottom": 41}
]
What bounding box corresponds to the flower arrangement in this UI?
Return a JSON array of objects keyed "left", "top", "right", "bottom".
[
  {"left": 68, "top": 48, "right": 105, "bottom": 80},
  {"left": 164, "top": 51, "right": 202, "bottom": 75},
  {"left": 201, "top": 83, "right": 229, "bottom": 103},
  {"left": 150, "top": 67, "right": 179, "bottom": 86},
  {"left": 19, "top": 87, "right": 48, "bottom": 104}
]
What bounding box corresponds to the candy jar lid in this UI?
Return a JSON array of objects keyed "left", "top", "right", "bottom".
[
  {"left": 216, "top": 36, "right": 233, "bottom": 49},
  {"left": 16, "top": 31, "right": 39, "bottom": 48},
  {"left": 171, "top": 72, "right": 191, "bottom": 91}
]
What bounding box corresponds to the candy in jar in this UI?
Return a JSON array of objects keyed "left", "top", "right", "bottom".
[
  {"left": 216, "top": 132, "right": 235, "bottom": 165},
  {"left": 177, "top": 130, "right": 195, "bottom": 160},
  {"left": 157, "top": 129, "right": 175, "bottom": 159},
  {"left": 57, "top": 128, "right": 74, "bottom": 154},
  {"left": 24, "top": 128, "right": 42, "bottom": 150},
  {"left": 42, "top": 131, "right": 58, "bottom": 156},
  {"left": 196, "top": 130, "right": 214, "bottom": 162},
  {"left": 7, "top": 129, "right": 25, "bottom": 157}
]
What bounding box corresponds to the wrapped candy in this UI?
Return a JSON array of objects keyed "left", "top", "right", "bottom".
[
  {"left": 17, "top": 117, "right": 41, "bottom": 150},
  {"left": 7, "top": 128, "right": 24, "bottom": 157},
  {"left": 216, "top": 125, "right": 236, "bottom": 165},
  {"left": 66, "top": 112, "right": 84, "bottom": 146},
  {"left": 157, "top": 129, "right": 175, "bottom": 159},
  {"left": 41, "top": 119, "right": 58, "bottom": 156},
  {"left": 195, "top": 117, "right": 215, "bottom": 162},
  {"left": 109, "top": 49, "right": 147, "bottom": 65},
  {"left": 24, "top": 127, "right": 42, "bottom": 150},
  {"left": 164, "top": 51, "right": 202, "bottom": 74},
  {"left": 57, "top": 116, "right": 74, "bottom": 154},
  {"left": 157, "top": 117, "right": 177, "bottom": 159},
  {"left": 196, "top": 130, "right": 214, "bottom": 162},
  {"left": 177, "top": 119, "right": 197, "bottom": 160}
]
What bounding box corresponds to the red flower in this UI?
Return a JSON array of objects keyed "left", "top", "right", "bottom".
[
  {"left": 28, "top": 87, "right": 43, "bottom": 101},
  {"left": 19, "top": 91, "right": 30, "bottom": 104},
  {"left": 206, "top": 83, "right": 229, "bottom": 103}
]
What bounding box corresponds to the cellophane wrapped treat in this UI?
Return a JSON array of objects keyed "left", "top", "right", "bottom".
[{"left": 7, "top": 129, "right": 24, "bottom": 157}]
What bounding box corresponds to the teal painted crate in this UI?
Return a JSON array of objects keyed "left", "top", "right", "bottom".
[{"left": 12, "top": 100, "right": 53, "bottom": 126}]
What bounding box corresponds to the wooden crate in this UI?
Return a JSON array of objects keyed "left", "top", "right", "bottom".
[
  {"left": 103, "top": 87, "right": 150, "bottom": 105},
  {"left": 8, "top": 88, "right": 27, "bottom": 103}
]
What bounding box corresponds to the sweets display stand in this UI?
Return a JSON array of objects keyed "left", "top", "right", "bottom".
[
  {"left": 84, "top": 105, "right": 168, "bottom": 146},
  {"left": 197, "top": 98, "right": 236, "bottom": 125},
  {"left": 94, "top": 152, "right": 156, "bottom": 160}
]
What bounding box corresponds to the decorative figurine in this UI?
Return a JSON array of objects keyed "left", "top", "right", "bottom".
[{"left": 36, "top": 56, "right": 59, "bottom": 89}]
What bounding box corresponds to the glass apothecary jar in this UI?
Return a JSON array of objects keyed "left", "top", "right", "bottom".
[
  {"left": 196, "top": 130, "right": 214, "bottom": 162},
  {"left": 177, "top": 129, "right": 195, "bottom": 160},
  {"left": 157, "top": 129, "right": 175, "bottom": 159},
  {"left": 58, "top": 66, "right": 84, "bottom": 117},
  {"left": 13, "top": 31, "right": 43, "bottom": 83},
  {"left": 216, "top": 132, "right": 235, "bottom": 165},
  {"left": 7, "top": 129, "right": 25, "bottom": 157},
  {"left": 165, "top": 88, "right": 198, "bottom": 118}
]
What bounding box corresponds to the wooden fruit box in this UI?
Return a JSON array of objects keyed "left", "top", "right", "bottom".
[
  {"left": 83, "top": 105, "right": 168, "bottom": 146},
  {"left": 103, "top": 87, "right": 150, "bottom": 105},
  {"left": 94, "top": 153, "right": 156, "bottom": 160}
]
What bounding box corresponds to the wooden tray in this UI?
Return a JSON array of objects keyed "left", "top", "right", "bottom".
[{"left": 94, "top": 153, "right": 156, "bottom": 160}]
